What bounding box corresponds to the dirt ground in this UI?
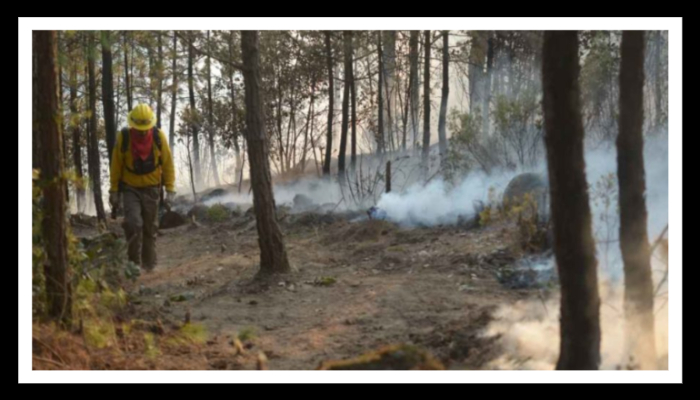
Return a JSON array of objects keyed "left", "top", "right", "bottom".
[{"left": 91, "top": 209, "right": 544, "bottom": 370}]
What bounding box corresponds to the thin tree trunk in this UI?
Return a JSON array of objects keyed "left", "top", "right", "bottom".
[
  {"left": 338, "top": 31, "right": 351, "bottom": 178},
  {"left": 35, "top": 30, "right": 72, "bottom": 326},
  {"left": 542, "top": 31, "right": 601, "bottom": 370},
  {"left": 187, "top": 32, "right": 202, "bottom": 188},
  {"left": 322, "top": 32, "right": 333, "bottom": 176},
  {"left": 228, "top": 32, "right": 243, "bottom": 184},
  {"left": 438, "top": 31, "right": 449, "bottom": 164},
  {"left": 69, "top": 46, "right": 85, "bottom": 212},
  {"left": 86, "top": 31, "right": 106, "bottom": 223},
  {"left": 241, "top": 30, "right": 291, "bottom": 276},
  {"left": 350, "top": 37, "right": 357, "bottom": 170},
  {"left": 206, "top": 30, "right": 221, "bottom": 186},
  {"left": 101, "top": 31, "right": 116, "bottom": 163},
  {"left": 483, "top": 32, "right": 494, "bottom": 136},
  {"left": 377, "top": 32, "right": 385, "bottom": 155},
  {"left": 157, "top": 31, "right": 164, "bottom": 128},
  {"left": 123, "top": 32, "right": 132, "bottom": 111},
  {"left": 422, "top": 30, "right": 431, "bottom": 178},
  {"left": 409, "top": 31, "right": 420, "bottom": 153},
  {"left": 169, "top": 31, "right": 179, "bottom": 157},
  {"left": 618, "top": 30, "right": 657, "bottom": 370}
]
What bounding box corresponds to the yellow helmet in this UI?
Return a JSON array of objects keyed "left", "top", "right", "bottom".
[{"left": 128, "top": 103, "right": 156, "bottom": 131}]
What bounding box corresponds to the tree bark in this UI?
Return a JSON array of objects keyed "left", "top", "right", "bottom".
[
  {"left": 86, "top": 31, "right": 106, "bottom": 223},
  {"left": 322, "top": 32, "right": 333, "bottom": 176},
  {"left": 69, "top": 42, "right": 85, "bottom": 212},
  {"left": 618, "top": 30, "right": 657, "bottom": 369},
  {"left": 206, "top": 30, "right": 221, "bottom": 187},
  {"left": 422, "top": 31, "right": 431, "bottom": 178},
  {"left": 542, "top": 31, "right": 601, "bottom": 370},
  {"left": 101, "top": 31, "right": 116, "bottom": 163},
  {"left": 35, "top": 30, "right": 72, "bottom": 326},
  {"left": 169, "top": 31, "right": 179, "bottom": 157},
  {"left": 123, "top": 32, "right": 132, "bottom": 111},
  {"left": 240, "top": 31, "right": 291, "bottom": 276},
  {"left": 437, "top": 31, "right": 449, "bottom": 164},
  {"left": 187, "top": 32, "right": 202, "bottom": 188},
  {"left": 338, "top": 31, "right": 351, "bottom": 178},
  {"left": 409, "top": 31, "right": 420, "bottom": 154}
]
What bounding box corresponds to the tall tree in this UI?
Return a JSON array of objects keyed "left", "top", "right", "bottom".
[
  {"left": 206, "top": 30, "right": 221, "bottom": 186},
  {"left": 123, "top": 32, "right": 132, "bottom": 111},
  {"left": 68, "top": 37, "right": 85, "bottom": 212},
  {"left": 422, "top": 30, "right": 431, "bottom": 177},
  {"left": 156, "top": 31, "right": 164, "bottom": 128},
  {"left": 350, "top": 35, "right": 357, "bottom": 170},
  {"left": 382, "top": 31, "right": 396, "bottom": 152},
  {"left": 187, "top": 31, "right": 202, "bottom": 188},
  {"left": 437, "top": 30, "right": 449, "bottom": 164},
  {"left": 101, "top": 31, "right": 116, "bottom": 162},
  {"left": 338, "top": 31, "right": 351, "bottom": 178},
  {"left": 618, "top": 31, "right": 657, "bottom": 369},
  {"left": 240, "top": 30, "right": 291, "bottom": 276},
  {"left": 169, "top": 31, "right": 179, "bottom": 157},
  {"left": 86, "top": 31, "right": 106, "bottom": 223},
  {"left": 542, "top": 31, "right": 601, "bottom": 370},
  {"left": 377, "top": 32, "right": 385, "bottom": 155},
  {"left": 35, "top": 30, "right": 72, "bottom": 326},
  {"left": 322, "top": 32, "right": 333, "bottom": 176},
  {"left": 409, "top": 31, "right": 420, "bottom": 153},
  {"left": 227, "top": 31, "right": 243, "bottom": 184},
  {"left": 483, "top": 32, "right": 494, "bottom": 136}
]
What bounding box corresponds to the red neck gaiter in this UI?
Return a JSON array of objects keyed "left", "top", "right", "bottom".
[{"left": 130, "top": 128, "right": 154, "bottom": 161}]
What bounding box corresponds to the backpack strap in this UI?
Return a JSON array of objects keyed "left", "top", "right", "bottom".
[{"left": 120, "top": 127, "right": 130, "bottom": 153}]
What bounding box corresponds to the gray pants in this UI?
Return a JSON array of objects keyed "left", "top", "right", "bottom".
[{"left": 121, "top": 184, "right": 160, "bottom": 271}]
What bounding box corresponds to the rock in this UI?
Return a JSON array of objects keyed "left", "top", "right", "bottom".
[
  {"left": 293, "top": 194, "right": 315, "bottom": 211},
  {"left": 503, "top": 173, "right": 549, "bottom": 224},
  {"left": 201, "top": 188, "right": 227, "bottom": 203},
  {"left": 159, "top": 210, "right": 187, "bottom": 229},
  {"left": 187, "top": 204, "right": 210, "bottom": 221}
]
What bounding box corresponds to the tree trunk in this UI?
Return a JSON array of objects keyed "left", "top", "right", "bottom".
[
  {"left": 86, "top": 32, "right": 106, "bottom": 223},
  {"left": 69, "top": 46, "right": 85, "bottom": 212},
  {"left": 169, "top": 31, "right": 178, "bottom": 157},
  {"left": 542, "top": 31, "right": 601, "bottom": 370},
  {"left": 483, "top": 33, "right": 494, "bottom": 136},
  {"left": 35, "top": 30, "right": 72, "bottom": 326},
  {"left": 206, "top": 30, "right": 221, "bottom": 187},
  {"left": 228, "top": 32, "right": 243, "bottom": 184},
  {"left": 187, "top": 32, "right": 202, "bottom": 188},
  {"left": 618, "top": 30, "right": 657, "bottom": 369},
  {"left": 382, "top": 31, "right": 396, "bottom": 153},
  {"left": 422, "top": 31, "right": 431, "bottom": 177},
  {"left": 33, "top": 32, "right": 40, "bottom": 170},
  {"left": 338, "top": 31, "right": 351, "bottom": 178},
  {"left": 409, "top": 31, "right": 420, "bottom": 154},
  {"left": 240, "top": 31, "right": 291, "bottom": 276},
  {"left": 437, "top": 31, "right": 449, "bottom": 164},
  {"left": 101, "top": 31, "right": 116, "bottom": 163},
  {"left": 377, "top": 32, "right": 385, "bottom": 155},
  {"left": 123, "top": 32, "right": 132, "bottom": 111},
  {"left": 322, "top": 32, "right": 333, "bottom": 176},
  {"left": 350, "top": 37, "right": 357, "bottom": 170},
  {"left": 157, "top": 31, "right": 164, "bottom": 128}
]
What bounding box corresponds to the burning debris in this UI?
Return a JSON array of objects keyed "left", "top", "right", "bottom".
[{"left": 367, "top": 206, "right": 387, "bottom": 221}]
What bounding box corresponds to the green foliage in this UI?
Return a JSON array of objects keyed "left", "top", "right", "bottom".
[
  {"left": 237, "top": 326, "right": 257, "bottom": 342},
  {"left": 206, "top": 203, "right": 230, "bottom": 222}
]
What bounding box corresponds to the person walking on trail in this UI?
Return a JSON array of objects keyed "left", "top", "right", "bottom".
[{"left": 109, "top": 103, "right": 176, "bottom": 272}]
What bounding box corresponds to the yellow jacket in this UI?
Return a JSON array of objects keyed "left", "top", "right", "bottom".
[{"left": 110, "top": 129, "right": 175, "bottom": 193}]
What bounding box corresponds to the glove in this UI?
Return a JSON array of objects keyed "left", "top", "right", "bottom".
[
  {"left": 165, "top": 191, "right": 176, "bottom": 209},
  {"left": 109, "top": 192, "right": 120, "bottom": 208}
]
